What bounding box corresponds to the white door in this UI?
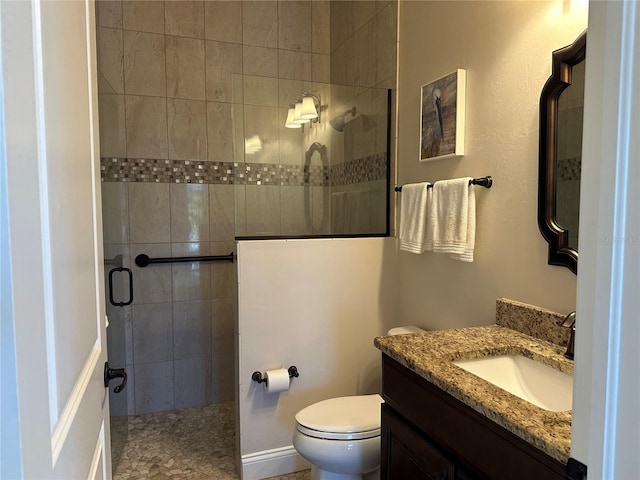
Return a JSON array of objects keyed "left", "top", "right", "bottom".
[
  {"left": 1, "top": 0, "right": 112, "bottom": 478},
  {"left": 572, "top": 1, "right": 640, "bottom": 477}
]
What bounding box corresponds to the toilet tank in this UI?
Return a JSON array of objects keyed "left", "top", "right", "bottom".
[{"left": 387, "top": 326, "right": 425, "bottom": 335}]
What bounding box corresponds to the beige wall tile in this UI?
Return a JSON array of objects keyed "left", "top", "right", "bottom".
[
  {"left": 242, "top": 1, "right": 277, "bottom": 48},
  {"left": 330, "top": 41, "right": 353, "bottom": 86},
  {"left": 165, "top": 1, "right": 204, "bottom": 39},
  {"left": 280, "top": 186, "right": 307, "bottom": 235},
  {"left": 97, "top": 71, "right": 116, "bottom": 95},
  {"left": 278, "top": 78, "right": 313, "bottom": 108},
  {"left": 166, "top": 36, "right": 205, "bottom": 100},
  {"left": 125, "top": 95, "right": 168, "bottom": 159},
  {"left": 130, "top": 246, "right": 171, "bottom": 305},
  {"left": 171, "top": 243, "right": 212, "bottom": 301},
  {"left": 330, "top": 0, "right": 352, "bottom": 52},
  {"left": 279, "top": 110, "right": 304, "bottom": 165},
  {"left": 232, "top": 103, "right": 245, "bottom": 161},
  {"left": 352, "top": 1, "right": 375, "bottom": 33},
  {"left": 234, "top": 185, "right": 247, "bottom": 236},
  {"left": 209, "top": 184, "right": 235, "bottom": 241},
  {"left": 134, "top": 361, "right": 174, "bottom": 414},
  {"left": 211, "top": 297, "right": 235, "bottom": 337},
  {"left": 312, "top": 1, "right": 330, "bottom": 54},
  {"left": 374, "top": 2, "right": 398, "bottom": 85},
  {"left": 209, "top": 241, "right": 236, "bottom": 299},
  {"left": 98, "top": 28, "right": 124, "bottom": 94},
  {"left": 173, "top": 301, "right": 212, "bottom": 359},
  {"left": 210, "top": 349, "right": 234, "bottom": 402},
  {"left": 175, "top": 356, "right": 213, "bottom": 408},
  {"left": 242, "top": 105, "right": 279, "bottom": 164},
  {"left": 206, "top": 101, "right": 234, "bottom": 162},
  {"left": 242, "top": 46, "right": 278, "bottom": 78},
  {"left": 208, "top": 103, "right": 243, "bottom": 164},
  {"left": 353, "top": 21, "right": 376, "bottom": 87},
  {"left": 124, "top": 30, "right": 166, "bottom": 97},
  {"left": 101, "top": 182, "right": 129, "bottom": 243},
  {"left": 98, "top": 93, "right": 126, "bottom": 157},
  {"left": 243, "top": 76, "right": 279, "bottom": 107},
  {"left": 312, "top": 53, "right": 330, "bottom": 83},
  {"left": 170, "top": 184, "right": 210, "bottom": 242},
  {"left": 128, "top": 183, "right": 171, "bottom": 243},
  {"left": 278, "top": 1, "right": 311, "bottom": 52},
  {"left": 245, "top": 185, "right": 281, "bottom": 236},
  {"left": 312, "top": 185, "right": 330, "bottom": 234},
  {"left": 230, "top": 73, "right": 244, "bottom": 105},
  {"left": 204, "top": 1, "right": 242, "bottom": 44},
  {"left": 123, "top": 0, "right": 164, "bottom": 34},
  {"left": 97, "top": 0, "right": 122, "bottom": 29},
  {"left": 205, "top": 40, "right": 242, "bottom": 103},
  {"left": 278, "top": 50, "right": 311, "bottom": 81},
  {"left": 167, "top": 98, "right": 207, "bottom": 161},
  {"left": 129, "top": 243, "right": 172, "bottom": 304},
  {"left": 376, "top": 0, "right": 392, "bottom": 12},
  {"left": 132, "top": 303, "right": 173, "bottom": 363}
]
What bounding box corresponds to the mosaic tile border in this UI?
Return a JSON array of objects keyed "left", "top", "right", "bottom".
[
  {"left": 331, "top": 152, "right": 388, "bottom": 186},
  {"left": 100, "top": 154, "right": 388, "bottom": 187},
  {"left": 557, "top": 156, "right": 581, "bottom": 181}
]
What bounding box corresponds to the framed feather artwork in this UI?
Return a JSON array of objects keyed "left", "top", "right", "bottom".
[{"left": 419, "top": 69, "right": 466, "bottom": 162}]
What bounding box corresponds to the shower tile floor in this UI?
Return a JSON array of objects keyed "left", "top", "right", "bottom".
[{"left": 111, "top": 403, "right": 310, "bottom": 480}]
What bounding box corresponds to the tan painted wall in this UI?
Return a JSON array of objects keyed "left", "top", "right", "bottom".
[{"left": 394, "top": 1, "right": 587, "bottom": 330}]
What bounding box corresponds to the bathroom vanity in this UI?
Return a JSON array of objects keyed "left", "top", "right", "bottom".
[{"left": 375, "top": 323, "right": 572, "bottom": 479}]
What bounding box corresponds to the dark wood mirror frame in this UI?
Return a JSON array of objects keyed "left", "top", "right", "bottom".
[{"left": 538, "top": 31, "right": 586, "bottom": 275}]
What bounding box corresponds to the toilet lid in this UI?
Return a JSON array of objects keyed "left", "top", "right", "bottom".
[{"left": 295, "top": 394, "right": 383, "bottom": 440}]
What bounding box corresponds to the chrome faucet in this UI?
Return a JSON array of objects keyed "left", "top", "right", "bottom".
[{"left": 558, "top": 311, "right": 576, "bottom": 360}]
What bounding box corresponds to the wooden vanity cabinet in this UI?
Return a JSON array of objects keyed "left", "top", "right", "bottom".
[{"left": 381, "top": 355, "right": 566, "bottom": 480}]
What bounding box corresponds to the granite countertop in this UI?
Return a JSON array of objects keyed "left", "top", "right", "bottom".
[{"left": 374, "top": 325, "right": 573, "bottom": 464}]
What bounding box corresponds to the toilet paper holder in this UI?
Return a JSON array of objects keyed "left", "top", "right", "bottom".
[{"left": 252, "top": 366, "right": 299, "bottom": 384}]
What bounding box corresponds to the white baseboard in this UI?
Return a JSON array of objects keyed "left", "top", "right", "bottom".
[{"left": 241, "top": 445, "right": 310, "bottom": 480}]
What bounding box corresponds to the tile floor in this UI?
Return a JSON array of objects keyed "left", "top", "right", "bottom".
[{"left": 111, "top": 403, "right": 310, "bottom": 480}]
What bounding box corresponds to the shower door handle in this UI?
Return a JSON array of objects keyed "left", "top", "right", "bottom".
[
  {"left": 108, "top": 267, "right": 133, "bottom": 307},
  {"left": 104, "top": 362, "right": 127, "bottom": 393}
]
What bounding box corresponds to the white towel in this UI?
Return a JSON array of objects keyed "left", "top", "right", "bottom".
[
  {"left": 399, "top": 183, "right": 432, "bottom": 254},
  {"left": 429, "top": 177, "right": 476, "bottom": 262}
]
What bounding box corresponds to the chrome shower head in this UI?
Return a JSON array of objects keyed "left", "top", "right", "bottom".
[{"left": 329, "top": 106, "right": 357, "bottom": 132}]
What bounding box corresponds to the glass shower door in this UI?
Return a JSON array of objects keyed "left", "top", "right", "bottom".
[
  {"left": 102, "top": 183, "right": 133, "bottom": 470},
  {"left": 232, "top": 75, "right": 391, "bottom": 239}
]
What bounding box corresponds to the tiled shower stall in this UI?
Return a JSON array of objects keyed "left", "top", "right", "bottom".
[{"left": 97, "top": 0, "right": 397, "bottom": 473}]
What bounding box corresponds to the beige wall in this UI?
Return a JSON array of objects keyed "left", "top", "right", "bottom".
[{"left": 395, "top": 1, "right": 587, "bottom": 330}]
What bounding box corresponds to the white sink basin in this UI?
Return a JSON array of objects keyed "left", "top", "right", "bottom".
[{"left": 453, "top": 355, "right": 573, "bottom": 412}]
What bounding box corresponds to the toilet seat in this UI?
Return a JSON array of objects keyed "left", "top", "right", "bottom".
[{"left": 295, "top": 394, "right": 384, "bottom": 441}]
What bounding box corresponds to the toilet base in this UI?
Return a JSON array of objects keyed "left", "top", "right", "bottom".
[{"left": 310, "top": 466, "right": 380, "bottom": 480}]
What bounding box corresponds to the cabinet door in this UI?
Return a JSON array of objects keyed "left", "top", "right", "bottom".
[
  {"left": 382, "top": 404, "right": 455, "bottom": 480},
  {"left": 455, "top": 467, "right": 478, "bottom": 480}
]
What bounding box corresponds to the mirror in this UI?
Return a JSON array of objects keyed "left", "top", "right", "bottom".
[{"left": 538, "top": 31, "right": 586, "bottom": 274}]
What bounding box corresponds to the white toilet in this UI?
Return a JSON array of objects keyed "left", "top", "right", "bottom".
[{"left": 293, "top": 326, "right": 425, "bottom": 480}]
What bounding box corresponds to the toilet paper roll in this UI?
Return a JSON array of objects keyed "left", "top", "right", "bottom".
[{"left": 263, "top": 368, "right": 290, "bottom": 393}]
